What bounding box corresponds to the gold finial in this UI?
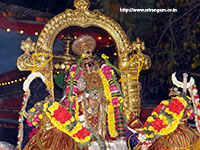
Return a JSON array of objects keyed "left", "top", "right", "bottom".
[
  {"left": 132, "top": 37, "right": 145, "bottom": 51},
  {"left": 62, "top": 33, "right": 74, "bottom": 55},
  {"left": 20, "top": 37, "right": 35, "bottom": 53},
  {"left": 74, "top": 0, "right": 90, "bottom": 10}
]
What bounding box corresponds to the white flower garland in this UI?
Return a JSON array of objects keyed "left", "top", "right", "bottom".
[
  {"left": 18, "top": 72, "right": 45, "bottom": 149},
  {"left": 23, "top": 72, "right": 45, "bottom": 91}
]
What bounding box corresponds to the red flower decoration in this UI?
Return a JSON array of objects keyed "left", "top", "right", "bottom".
[
  {"left": 29, "top": 128, "right": 39, "bottom": 139},
  {"left": 73, "top": 127, "right": 91, "bottom": 139},
  {"left": 150, "top": 118, "right": 167, "bottom": 132},
  {"left": 166, "top": 98, "right": 185, "bottom": 114},
  {"left": 52, "top": 105, "right": 72, "bottom": 124},
  {"left": 194, "top": 95, "right": 199, "bottom": 99},
  {"left": 152, "top": 103, "right": 165, "bottom": 114},
  {"left": 197, "top": 104, "right": 200, "bottom": 109}
]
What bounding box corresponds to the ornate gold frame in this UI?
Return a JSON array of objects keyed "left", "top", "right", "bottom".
[{"left": 17, "top": 0, "right": 151, "bottom": 116}]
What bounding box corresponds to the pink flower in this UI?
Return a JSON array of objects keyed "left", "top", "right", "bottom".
[
  {"left": 64, "top": 100, "right": 70, "bottom": 107},
  {"left": 65, "top": 87, "right": 70, "bottom": 94},
  {"left": 68, "top": 65, "right": 82, "bottom": 80},
  {"left": 189, "top": 113, "right": 195, "bottom": 120},
  {"left": 109, "top": 84, "right": 118, "bottom": 92},
  {"left": 112, "top": 98, "right": 120, "bottom": 106},
  {"left": 101, "top": 65, "right": 113, "bottom": 80},
  {"left": 27, "top": 121, "right": 33, "bottom": 127},
  {"left": 29, "top": 128, "right": 39, "bottom": 139},
  {"left": 69, "top": 65, "right": 78, "bottom": 73},
  {"left": 73, "top": 86, "right": 78, "bottom": 94},
  {"left": 34, "top": 117, "right": 40, "bottom": 123},
  {"left": 72, "top": 99, "right": 76, "bottom": 109}
]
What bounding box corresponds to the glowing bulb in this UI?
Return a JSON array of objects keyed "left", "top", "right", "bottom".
[
  {"left": 19, "top": 79, "right": 22, "bottom": 81},
  {"left": 15, "top": 80, "right": 17, "bottom": 82},
  {"left": 2, "top": 83, "right": 4, "bottom": 86},
  {"left": 74, "top": 36, "right": 77, "bottom": 39},
  {"left": 5, "top": 82, "right": 7, "bottom": 85},
  {"left": 35, "top": 32, "right": 38, "bottom": 36},
  {"left": 23, "top": 77, "right": 26, "bottom": 80},
  {"left": 0, "top": 84, "right": 1, "bottom": 86},
  {"left": 7, "top": 28, "right": 11, "bottom": 32},
  {"left": 57, "top": 72, "right": 60, "bottom": 74},
  {"left": 109, "top": 36, "right": 112, "bottom": 40},
  {"left": 98, "top": 37, "right": 102, "bottom": 40},
  {"left": 20, "top": 30, "right": 24, "bottom": 34},
  {"left": 11, "top": 81, "right": 14, "bottom": 83},
  {"left": 114, "top": 53, "right": 117, "bottom": 56}
]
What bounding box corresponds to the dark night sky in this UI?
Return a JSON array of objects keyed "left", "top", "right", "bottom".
[
  {"left": 0, "top": 0, "right": 99, "bottom": 14},
  {"left": 0, "top": 0, "right": 73, "bottom": 14}
]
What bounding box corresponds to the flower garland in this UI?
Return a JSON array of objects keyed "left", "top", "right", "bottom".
[
  {"left": 65, "top": 61, "right": 125, "bottom": 137},
  {"left": 98, "top": 67, "right": 118, "bottom": 137},
  {"left": 64, "top": 64, "right": 81, "bottom": 118},
  {"left": 141, "top": 96, "right": 189, "bottom": 141},
  {"left": 18, "top": 97, "right": 92, "bottom": 149},
  {"left": 98, "top": 64, "right": 125, "bottom": 137},
  {"left": 190, "top": 84, "right": 200, "bottom": 133},
  {"left": 43, "top": 101, "right": 92, "bottom": 146},
  {"left": 17, "top": 92, "right": 28, "bottom": 150},
  {"left": 17, "top": 72, "right": 47, "bottom": 150},
  {"left": 25, "top": 107, "right": 43, "bottom": 128}
]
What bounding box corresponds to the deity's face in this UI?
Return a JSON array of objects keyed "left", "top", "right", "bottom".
[
  {"left": 84, "top": 61, "right": 94, "bottom": 73},
  {"left": 80, "top": 42, "right": 93, "bottom": 58}
]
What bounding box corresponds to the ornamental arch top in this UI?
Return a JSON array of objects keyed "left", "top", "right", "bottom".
[{"left": 17, "top": 0, "right": 151, "bottom": 116}]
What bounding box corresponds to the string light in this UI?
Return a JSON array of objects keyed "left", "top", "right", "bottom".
[
  {"left": 74, "top": 36, "right": 77, "bottom": 39},
  {"left": 109, "top": 36, "right": 112, "bottom": 40},
  {"left": 57, "top": 72, "right": 60, "bottom": 74},
  {"left": 20, "top": 30, "right": 24, "bottom": 34},
  {"left": 114, "top": 52, "right": 117, "bottom": 56},
  {"left": 6, "top": 28, "right": 11, "bottom": 32},
  {"left": 98, "top": 36, "right": 102, "bottom": 40},
  {"left": 35, "top": 32, "right": 38, "bottom": 36},
  {"left": 0, "top": 76, "right": 27, "bottom": 87}
]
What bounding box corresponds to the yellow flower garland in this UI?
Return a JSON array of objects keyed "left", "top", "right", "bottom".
[
  {"left": 159, "top": 108, "right": 184, "bottom": 135},
  {"left": 75, "top": 96, "right": 79, "bottom": 121},
  {"left": 143, "top": 96, "right": 189, "bottom": 139},
  {"left": 43, "top": 102, "right": 91, "bottom": 144},
  {"left": 98, "top": 69, "right": 118, "bottom": 137}
]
